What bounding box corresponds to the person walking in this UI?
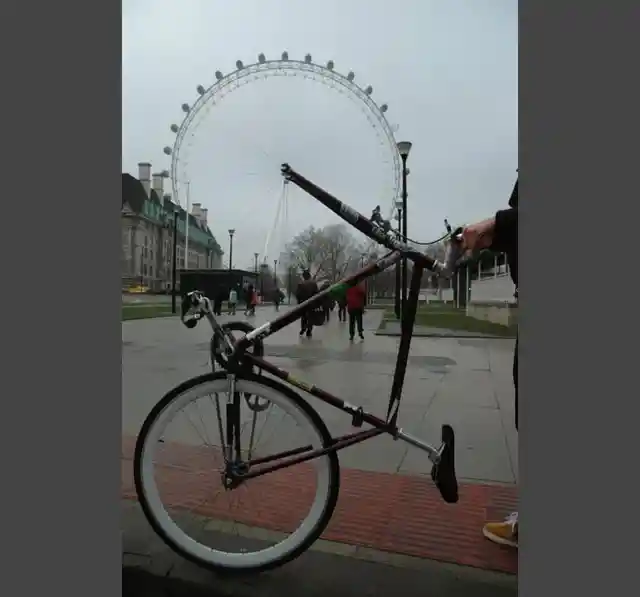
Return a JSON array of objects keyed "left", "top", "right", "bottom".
[
  {"left": 213, "top": 288, "right": 224, "bottom": 316},
  {"left": 346, "top": 282, "right": 366, "bottom": 341},
  {"left": 296, "top": 270, "right": 318, "bottom": 338},
  {"left": 249, "top": 286, "right": 257, "bottom": 316},
  {"left": 334, "top": 284, "right": 347, "bottom": 322},
  {"left": 317, "top": 280, "right": 332, "bottom": 323},
  {"left": 245, "top": 284, "right": 257, "bottom": 316},
  {"left": 337, "top": 297, "right": 347, "bottom": 322},
  {"left": 463, "top": 176, "right": 518, "bottom": 548},
  {"left": 274, "top": 288, "right": 284, "bottom": 312},
  {"left": 228, "top": 286, "right": 238, "bottom": 315}
]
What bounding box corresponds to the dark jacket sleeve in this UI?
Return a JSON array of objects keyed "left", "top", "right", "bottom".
[{"left": 492, "top": 207, "right": 517, "bottom": 255}]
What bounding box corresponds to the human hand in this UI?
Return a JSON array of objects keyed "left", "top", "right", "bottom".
[{"left": 461, "top": 217, "right": 495, "bottom": 252}]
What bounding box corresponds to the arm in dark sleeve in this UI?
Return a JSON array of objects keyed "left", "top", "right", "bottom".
[{"left": 491, "top": 207, "right": 517, "bottom": 254}]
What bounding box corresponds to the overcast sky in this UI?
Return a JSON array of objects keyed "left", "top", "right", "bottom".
[{"left": 123, "top": 0, "right": 517, "bottom": 270}]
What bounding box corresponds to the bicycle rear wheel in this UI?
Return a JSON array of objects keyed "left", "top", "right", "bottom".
[{"left": 133, "top": 372, "right": 340, "bottom": 573}]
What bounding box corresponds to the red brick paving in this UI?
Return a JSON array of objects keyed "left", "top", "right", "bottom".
[{"left": 121, "top": 435, "right": 517, "bottom": 575}]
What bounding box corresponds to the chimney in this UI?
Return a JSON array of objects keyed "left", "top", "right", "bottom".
[
  {"left": 191, "top": 203, "right": 206, "bottom": 224},
  {"left": 152, "top": 172, "right": 164, "bottom": 198},
  {"left": 138, "top": 162, "right": 151, "bottom": 196},
  {"left": 201, "top": 208, "right": 208, "bottom": 224}
]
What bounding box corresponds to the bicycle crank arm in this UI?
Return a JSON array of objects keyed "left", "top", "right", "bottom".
[{"left": 431, "top": 425, "right": 459, "bottom": 504}]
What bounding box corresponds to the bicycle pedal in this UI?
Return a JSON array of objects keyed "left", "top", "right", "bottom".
[{"left": 431, "top": 424, "right": 459, "bottom": 504}]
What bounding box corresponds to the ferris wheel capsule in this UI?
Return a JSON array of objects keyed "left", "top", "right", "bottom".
[
  {"left": 215, "top": 71, "right": 223, "bottom": 80},
  {"left": 347, "top": 71, "right": 355, "bottom": 82},
  {"left": 170, "top": 124, "right": 179, "bottom": 133},
  {"left": 236, "top": 60, "right": 244, "bottom": 70},
  {"left": 163, "top": 146, "right": 172, "bottom": 156},
  {"left": 196, "top": 85, "right": 205, "bottom": 95},
  {"left": 326, "top": 60, "right": 335, "bottom": 70},
  {"left": 258, "top": 53, "right": 266, "bottom": 64},
  {"left": 181, "top": 103, "right": 190, "bottom": 113},
  {"left": 304, "top": 54, "right": 312, "bottom": 63},
  {"left": 380, "top": 104, "right": 388, "bottom": 113},
  {"left": 281, "top": 51, "right": 289, "bottom": 60},
  {"left": 365, "top": 85, "right": 373, "bottom": 95}
]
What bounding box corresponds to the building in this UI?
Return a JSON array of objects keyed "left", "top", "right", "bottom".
[{"left": 121, "top": 162, "right": 223, "bottom": 291}]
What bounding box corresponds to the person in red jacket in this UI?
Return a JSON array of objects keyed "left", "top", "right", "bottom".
[{"left": 346, "top": 282, "right": 366, "bottom": 341}]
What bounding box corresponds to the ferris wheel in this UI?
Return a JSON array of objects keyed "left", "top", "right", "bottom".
[{"left": 162, "top": 52, "right": 404, "bottom": 231}]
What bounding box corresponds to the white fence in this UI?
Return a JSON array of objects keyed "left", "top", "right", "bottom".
[{"left": 427, "top": 256, "right": 515, "bottom": 306}]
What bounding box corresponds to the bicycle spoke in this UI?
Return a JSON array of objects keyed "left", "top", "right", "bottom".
[
  {"left": 211, "top": 392, "right": 228, "bottom": 463},
  {"left": 247, "top": 410, "right": 259, "bottom": 461},
  {"left": 136, "top": 375, "right": 338, "bottom": 572}
]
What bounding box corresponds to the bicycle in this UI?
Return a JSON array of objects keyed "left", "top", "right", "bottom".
[{"left": 133, "top": 163, "right": 467, "bottom": 574}]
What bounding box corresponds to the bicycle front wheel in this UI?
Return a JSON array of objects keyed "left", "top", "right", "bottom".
[{"left": 133, "top": 372, "right": 340, "bottom": 573}]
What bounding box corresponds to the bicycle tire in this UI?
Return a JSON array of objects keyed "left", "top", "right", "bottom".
[{"left": 133, "top": 371, "right": 341, "bottom": 574}]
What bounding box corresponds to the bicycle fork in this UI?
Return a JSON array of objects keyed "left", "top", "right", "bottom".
[{"left": 225, "top": 374, "right": 242, "bottom": 463}]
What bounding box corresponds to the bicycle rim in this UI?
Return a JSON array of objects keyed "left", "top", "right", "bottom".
[{"left": 134, "top": 373, "right": 340, "bottom": 572}]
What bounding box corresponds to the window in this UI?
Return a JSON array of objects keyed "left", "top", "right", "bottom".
[
  {"left": 143, "top": 265, "right": 147, "bottom": 275},
  {"left": 144, "top": 236, "right": 148, "bottom": 247},
  {"left": 149, "top": 265, "right": 153, "bottom": 277}
]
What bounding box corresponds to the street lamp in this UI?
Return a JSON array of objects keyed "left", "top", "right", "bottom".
[
  {"left": 397, "top": 141, "right": 412, "bottom": 318},
  {"left": 394, "top": 200, "right": 403, "bottom": 319},
  {"left": 160, "top": 209, "right": 180, "bottom": 314},
  {"left": 274, "top": 259, "right": 278, "bottom": 288},
  {"left": 254, "top": 252, "right": 259, "bottom": 273},
  {"left": 207, "top": 239, "right": 214, "bottom": 269},
  {"left": 160, "top": 208, "right": 180, "bottom": 314},
  {"left": 228, "top": 229, "right": 235, "bottom": 271}
]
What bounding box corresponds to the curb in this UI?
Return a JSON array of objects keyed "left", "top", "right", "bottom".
[{"left": 375, "top": 329, "right": 516, "bottom": 339}]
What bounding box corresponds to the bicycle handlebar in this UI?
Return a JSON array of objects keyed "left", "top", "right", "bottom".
[{"left": 280, "top": 163, "right": 466, "bottom": 277}]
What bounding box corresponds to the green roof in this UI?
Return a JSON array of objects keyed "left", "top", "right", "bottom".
[{"left": 121, "top": 173, "right": 221, "bottom": 254}]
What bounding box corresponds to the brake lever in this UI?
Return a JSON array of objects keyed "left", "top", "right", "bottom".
[
  {"left": 181, "top": 291, "right": 205, "bottom": 329},
  {"left": 440, "top": 222, "right": 465, "bottom": 278}
]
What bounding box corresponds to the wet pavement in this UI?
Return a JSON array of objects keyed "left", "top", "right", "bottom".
[{"left": 122, "top": 306, "right": 518, "bottom": 483}]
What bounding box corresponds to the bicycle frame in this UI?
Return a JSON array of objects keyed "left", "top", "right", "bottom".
[
  {"left": 204, "top": 165, "right": 451, "bottom": 483},
  {"left": 234, "top": 261, "right": 443, "bottom": 482}
]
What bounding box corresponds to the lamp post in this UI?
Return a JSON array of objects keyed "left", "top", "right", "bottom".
[
  {"left": 273, "top": 259, "right": 278, "bottom": 289},
  {"left": 254, "top": 252, "right": 259, "bottom": 273},
  {"left": 228, "top": 229, "right": 235, "bottom": 271},
  {"left": 397, "top": 141, "right": 412, "bottom": 317},
  {"left": 394, "top": 201, "right": 403, "bottom": 319},
  {"left": 171, "top": 210, "right": 179, "bottom": 314}
]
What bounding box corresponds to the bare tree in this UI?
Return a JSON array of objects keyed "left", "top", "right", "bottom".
[
  {"left": 285, "top": 226, "right": 328, "bottom": 278},
  {"left": 321, "top": 224, "right": 360, "bottom": 281},
  {"left": 286, "top": 224, "right": 359, "bottom": 280}
]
